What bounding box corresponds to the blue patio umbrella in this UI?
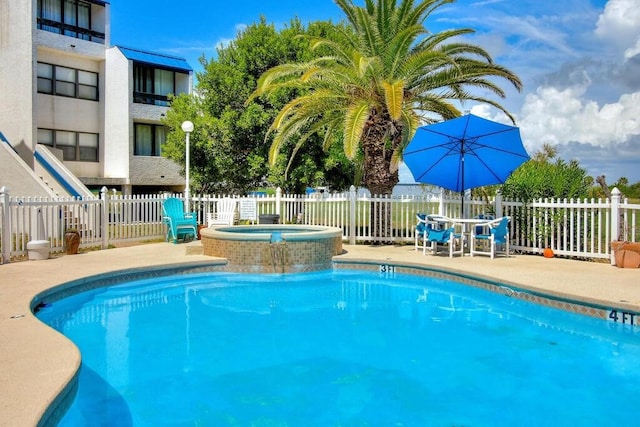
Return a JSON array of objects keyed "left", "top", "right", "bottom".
[{"left": 403, "top": 114, "right": 530, "bottom": 214}]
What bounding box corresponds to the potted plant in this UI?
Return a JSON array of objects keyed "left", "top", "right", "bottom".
[{"left": 64, "top": 229, "right": 81, "bottom": 255}]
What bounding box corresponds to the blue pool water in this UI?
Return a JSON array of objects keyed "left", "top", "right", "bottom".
[{"left": 37, "top": 269, "right": 640, "bottom": 426}]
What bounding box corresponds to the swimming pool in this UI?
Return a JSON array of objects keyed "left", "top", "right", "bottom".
[{"left": 37, "top": 269, "right": 640, "bottom": 425}]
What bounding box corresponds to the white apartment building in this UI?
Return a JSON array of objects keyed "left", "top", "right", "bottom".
[{"left": 0, "top": 0, "right": 193, "bottom": 197}]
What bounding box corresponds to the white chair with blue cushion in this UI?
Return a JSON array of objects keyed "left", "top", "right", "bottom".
[
  {"left": 470, "top": 216, "right": 510, "bottom": 258},
  {"left": 415, "top": 213, "right": 432, "bottom": 254},
  {"left": 425, "top": 223, "right": 465, "bottom": 257}
]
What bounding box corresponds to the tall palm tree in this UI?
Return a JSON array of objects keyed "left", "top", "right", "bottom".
[{"left": 251, "top": 0, "right": 522, "bottom": 237}]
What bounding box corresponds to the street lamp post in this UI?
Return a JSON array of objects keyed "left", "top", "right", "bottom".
[{"left": 181, "top": 121, "right": 194, "bottom": 213}]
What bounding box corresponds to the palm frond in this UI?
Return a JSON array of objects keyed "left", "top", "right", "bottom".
[
  {"left": 344, "top": 100, "right": 371, "bottom": 158},
  {"left": 382, "top": 80, "right": 405, "bottom": 120}
]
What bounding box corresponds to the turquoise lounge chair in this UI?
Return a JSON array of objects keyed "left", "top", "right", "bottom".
[
  {"left": 162, "top": 197, "right": 197, "bottom": 243},
  {"left": 470, "top": 216, "right": 510, "bottom": 258}
]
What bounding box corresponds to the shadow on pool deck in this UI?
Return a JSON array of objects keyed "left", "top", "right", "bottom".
[{"left": 0, "top": 242, "right": 638, "bottom": 426}]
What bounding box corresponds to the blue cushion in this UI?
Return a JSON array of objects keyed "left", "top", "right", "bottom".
[
  {"left": 475, "top": 214, "right": 494, "bottom": 235},
  {"left": 416, "top": 213, "right": 428, "bottom": 233},
  {"left": 427, "top": 227, "right": 453, "bottom": 242}
]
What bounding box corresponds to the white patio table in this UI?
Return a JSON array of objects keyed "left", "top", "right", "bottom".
[{"left": 428, "top": 216, "right": 493, "bottom": 254}]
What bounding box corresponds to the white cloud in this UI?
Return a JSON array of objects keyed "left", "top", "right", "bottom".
[
  {"left": 595, "top": 0, "right": 640, "bottom": 56},
  {"left": 511, "top": 0, "right": 640, "bottom": 158},
  {"left": 517, "top": 81, "right": 640, "bottom": 154},
  {"left": 624, "top": 38, "right": 640, "bottom": 60}
]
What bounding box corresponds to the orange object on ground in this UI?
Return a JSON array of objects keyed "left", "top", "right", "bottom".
[
  {"left": 543, "top": 248, "right": 554, "bottom": 258},
  {"left": 611, "top": 241, "right": 640, "bottom": 268},
  {"left": 615, "top": 249, "right": 640, "bottom": 268}
]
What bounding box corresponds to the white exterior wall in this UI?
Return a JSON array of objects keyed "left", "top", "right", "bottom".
[
  {"left": 0, "top": 0, "right": 36, "bottom": 166},
  {"left": 103, "top": 47, "right": 131, "bottom": 181}
]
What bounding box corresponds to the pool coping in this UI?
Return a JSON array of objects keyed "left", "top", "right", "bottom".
[
  {"left": 1, "top": 242, "right": 639, "bottom": 426},
  {"left": 332, "top": 258, "right": 640, "bottom": 325}
]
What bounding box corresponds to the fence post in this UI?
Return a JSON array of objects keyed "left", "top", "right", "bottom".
[
  {"left": 349, "top": 185, "right": 356, "bottom": 245},
  {"left": 610, "top": 187, "right": 621, "bottom": 265},
  {"left": 101, "top": 186, "right": 109, "bottom": 249},
  {"left": 495, "top": 191, "right": 503, "bottom": 218},
  {"left": 1, "top": 186, "right": 11, "bottom": 263},
  {"left": 275, "top": 187, "right": 282, "bottom": 216},
  {"left": 438, "top": 191, "right": 445, "bottom": 216}
]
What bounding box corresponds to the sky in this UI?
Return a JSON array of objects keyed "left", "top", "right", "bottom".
[{"left": 110, "top": 0, "right": 640, "bottom": 185}]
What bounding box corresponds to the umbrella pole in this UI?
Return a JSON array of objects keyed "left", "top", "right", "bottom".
[{"left": 461, "top": 146, "right": 465, "bottom": 218}]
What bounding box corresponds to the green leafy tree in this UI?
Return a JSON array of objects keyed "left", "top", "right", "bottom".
[
  {"left": 608, "top": 177, "right": 640, "bottom": 200},
  {"left": 163, "top": 18, "right": 355, "bottom": 194},
  {"left": 500, "top": 144, "right": 591, "bottom": 248},
  {"left": 501, "top": 144, "right": 590, "bottom": 201}
]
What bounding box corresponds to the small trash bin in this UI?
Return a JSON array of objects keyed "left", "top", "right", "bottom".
[
  {"left": 27, "top": 240, "right": 50, "bottom": 260},
  {"left": 259, "top": 214, "right": 280, "bottom": 224}
]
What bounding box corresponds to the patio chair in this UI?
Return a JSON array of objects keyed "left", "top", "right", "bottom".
[
  {"left": 425, "top": 224, "right": 465, "bottom": 257},
  {"left": 206, "top": 198, "right": 236, "bottom": 227},
  {"left": 415, "top": 213, "right": 434, "bottom": 254},
  {"left": 415, "top": 213, "right": 447, "bottom": 254},
  {"left": 416, "top": 214, "right": 464, "bottom": 256},
  {"left": 473, "top": 213, "right": 494, "bottom": 236},
  {"left": 162, "top": 197, "right": 197, "bottom": 243},
  {"left": 470, "top": 216, "right": 510, "bottom": 258}
]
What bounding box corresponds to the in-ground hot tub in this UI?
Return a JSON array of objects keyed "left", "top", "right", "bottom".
[{"left": 200, "top": 225, "right": 343, "bottom": 273}]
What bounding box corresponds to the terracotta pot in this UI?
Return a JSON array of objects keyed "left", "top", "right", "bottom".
[
  {"left": 615, "top": 250, "right": 640, "bottom": 268},
  {"left": 611, "top": 241, "right": 640, "bottom": 253},
  {"left": 64, "top": 231, "right": 81, "bottom": 255},
  {"left": 611, "top": 241, "right": 640, "bottom": 268}
]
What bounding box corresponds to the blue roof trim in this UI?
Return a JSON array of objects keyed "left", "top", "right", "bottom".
[{"left": 117, "top": 46, "right": 192, "bottom": 72}]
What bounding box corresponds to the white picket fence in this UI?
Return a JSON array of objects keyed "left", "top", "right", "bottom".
[{"left": 1, "top": 186, "right": 638, "bottom": 263}]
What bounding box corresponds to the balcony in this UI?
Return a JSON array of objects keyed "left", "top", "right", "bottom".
[
  {"left": 133, "top": 92, "right": 170, "bottom": 107},
  {"left": 36, "top": 0, "right": 108, "bottom": 44}
]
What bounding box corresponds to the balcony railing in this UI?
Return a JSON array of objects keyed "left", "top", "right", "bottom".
[
  {"left": 133, "top": 92, "right": 170, "bottom": 107},
  {"left": 37, "top": 18, "right": 105, "bottom": 44}
]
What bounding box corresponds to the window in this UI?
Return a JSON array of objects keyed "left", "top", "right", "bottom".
[
  {"left": 78, "top": 70, "right": 98, "bottom": 99},
  {"left": 55, "top": 66, "right": 76, "bottom": 97},
  {"left": 37, "top": 63, "right": 53, "bottom": 93},
  {"left": 133, "top": 64, "right": 176, "bottom": 106},
  {"left": 37, "top": 128, "right": 99, "bottom": 162},
  {"left": 134, "top": 124, "right": 166, "bottom": 156},
  {"left": 37, "top": 62, "right": 99, "bottom": 100},
  {"left": 37, "top": 0, "right": 105, "bottom": 42}
]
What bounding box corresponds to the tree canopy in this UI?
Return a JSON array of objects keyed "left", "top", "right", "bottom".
[
  {"left": 162, "top": 17, "right": 356, "bottom": 194},
  {"left": 251, "top": 0, "right": 522, "bottom": 196},
  {"left": 500, "top": 144, "right": 590, "bottom": 201}
]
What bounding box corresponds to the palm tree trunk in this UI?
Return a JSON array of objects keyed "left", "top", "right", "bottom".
[{"left": 361, "top": 117, "right": 401, "bottom": 242}]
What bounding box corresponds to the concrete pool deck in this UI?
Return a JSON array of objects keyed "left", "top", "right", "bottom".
[{"left": 1, "top": 242, "right": 639, "bottom": 426}]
